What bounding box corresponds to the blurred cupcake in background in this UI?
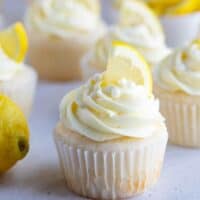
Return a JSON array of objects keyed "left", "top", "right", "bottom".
[
  {"left": 154, "top": 39, "right": 200, "bottom": 147},
  {"left": 0, "top": 23, "right": 37, "bottom": 118},
  {"left": 54, "top": 41, "right": 168, "bottom": 199},
  {"left": 81, "top": 0, "right": 169, "bottom": 80},
  {"left": 25, "top": 0, "right": 106, "bottom": 81},
  {"left": 146, "top": 0, "right": 200, "bottom": 47}
]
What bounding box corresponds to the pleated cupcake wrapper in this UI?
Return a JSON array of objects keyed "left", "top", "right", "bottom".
[
  {"left": 54, "top": 134, "right": 167, "bottom": 200},
  {"left": 156, "top": 91, "right": 200, "bottom": 147},
  {"left": 0, "top": 68, "right": 37, "bottom": 117}
]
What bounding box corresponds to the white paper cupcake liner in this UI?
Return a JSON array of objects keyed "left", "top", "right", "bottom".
[
  {"left": 161, "top": 12, "right": 200, "bottom": 47},
  {"left": 155, "top": 86, "right": 200, "bottom": 147},
  {"left": 54, "top": 124, "right": 168, "bottom": 200},
  {"left": 0, "top": 67, "right": 37, "bottom": 118}
]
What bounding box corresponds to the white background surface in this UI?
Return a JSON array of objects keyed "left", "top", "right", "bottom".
[{"left": 1, "top": 1, "right": 200, "bottom": 200}]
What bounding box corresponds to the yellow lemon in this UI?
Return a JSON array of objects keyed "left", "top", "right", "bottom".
[
  {"left": 167, "top": 0, "right": 200, "bottom": 15},
  {"left": 146, "top": 0, "right": 200, "bottom": 15},
  {"left": 0, "top": 22, "right": 28, "bottom": 62},
  {"left": 0, "top": 95, "right": 29, "bottom": 174},
  {"left": 104, "top": 41, "right": 152, "bottom": 95}
]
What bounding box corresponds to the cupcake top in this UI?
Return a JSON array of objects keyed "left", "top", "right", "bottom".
[
  {"left": 88, "top": 0, "right": 169, "bottom": 70},
  {"left": 61, "top": 41, "right": 165, "bottom": 142},
  {"left": 25, "top": 0, "right": 104, "bottom": 37},
  {"left": 0, "top": 23, "right": 29, "bottom": 81},
  {"left": 154, "top": 40, "right": 200, "bottom": 95}
]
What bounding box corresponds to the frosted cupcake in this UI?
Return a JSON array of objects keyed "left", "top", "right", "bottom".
[
  {"left": 81, "top": 0, "right": 169, "bottom": 80},
  {"left": 154, "top": 39, "right": 200, "bottom": 147},
  {"left": 54, "top": 41, "right": 168, "bottom": 199},
  {"left": 0, "top": 23, "right": 37, "bottom": 117},
  {"left": 146, "top": 0, "right": 200, "bottom": 47},
  {"left": 25, "top": 0, "right": 106, "bottom": 81}
]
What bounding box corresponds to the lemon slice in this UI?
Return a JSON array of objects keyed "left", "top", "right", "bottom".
[
  {"left": 167, "top": 0, "right": 199, "bottom": 15},
  {"left": 104, "top": 41, "right": 152, "bottom": 95},
  {"left": 147, "top": 0, "right": 181, "bottom": 6},
  {"left": 146, "top": 0, "right": 180, "bottom": 15},
  {"left": 0, "top": 22, "right": 28, "bottom": 62},
  {"left": 119, "top": 0, "right": 163, "bottom": 37}
]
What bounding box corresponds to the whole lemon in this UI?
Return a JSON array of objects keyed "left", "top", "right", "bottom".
[{"left": 0, "top": 94, "right": 29, "bottom": 174}]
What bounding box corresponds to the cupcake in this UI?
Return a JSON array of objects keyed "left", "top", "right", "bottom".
[
  {"left": 0, "top": 23, "right": 37, "bottom": 117},
  {"left": 146, "top": 0, "right": 200, "bottom": 47},
  {"left": 154, "top": 39, "right": 200, "bottom": 147},
  {"left": 81, "top": 0, "right": 169, "bottom": 80},
  {"left": 54, "top": 41, "right": 168, "bottom": 199},
  {"left": 25, "top": 0, "right": 106, "bottom": 81}
]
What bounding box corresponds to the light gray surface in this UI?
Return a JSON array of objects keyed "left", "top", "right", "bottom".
[
  {"left": 1, "top": 1, "right": 200, "bottom": 200},
  {"left": 1, "top": 82, "right": 200, "bottom": 200}
]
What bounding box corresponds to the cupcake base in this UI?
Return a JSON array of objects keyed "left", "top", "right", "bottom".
[
  {"left": 27, "top": 27, "right": 105, "bottom": 82},
  {"left": 154, "top": 85, "right": 200, "bottom": 148},
  {"left": 54, "top": 122, "right": 168, "bottom": 200},
  {"left": 0, "top": 66, "right": 37, "bottom": 118}
]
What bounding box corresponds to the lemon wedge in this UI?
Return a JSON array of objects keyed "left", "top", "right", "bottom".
[
  {"left": 104, "top": 41, "right": 152, "bottom": 95},
  {"left": 119, "top": 0, "right": 163, "bottom": 36},
  {"left": 0, "top": 22, "right": 28, "bottom": 62},
  {"left": 146, "top": 0, "right": 181, "bottom": 15},
  {"left": 147, "top": 0, "right": 181, "bottom": 6},
  {"left": 167, "top": 0, "right": 199, "bottom": 15}
]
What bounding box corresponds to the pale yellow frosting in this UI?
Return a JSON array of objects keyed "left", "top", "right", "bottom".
[
  {"left": 89, "top": 0, "right": 170, "bottom": 71},
  {"left": 60, "top": 74, "right": 164, "bottom": 142},
  {"left": 0, "top": 49, "right": 24, "bottom": 81},
  {"left": 25, "top": 0, "right": 104, "bottom": 37},
  {"left": 90, "top": 25, "right": 170, "bottom": 71},
  {"left": 154, "top": 42, "right": 200, "bottom": 95}
]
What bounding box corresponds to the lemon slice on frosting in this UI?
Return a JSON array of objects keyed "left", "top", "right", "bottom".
[
  {"left": 146, "top": 0, "right": 200, "bottom": 15},
  {"left": 119, "top": 0, "right": 163, "bottom": 36},
  {"left": 167, "top": 0, "right": 199, "bottom": 15},
  {"left": 104, "top": 41, "right": 152, "bottom": 95},
  {"left": 0, "top": 22, "right": 28, "bottom": 62},
  {"left": 145, "top": 0, "right": 181, "bottom": 15}
]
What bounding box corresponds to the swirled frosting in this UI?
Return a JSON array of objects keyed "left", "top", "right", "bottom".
[
  {"left": 90, "top": 25, "right": 170, "bottom": 71},
  {"left": 60, "top": 74, "right": 164, "bottom": 142},
  {"left": 154, "top": 41, "right": 200, "bottom": 95},
  {"left": 25, "top": 0, "right": 104, "bottom": 37},
  {"left": 0, "top": 49, "right": 24, "bottom": 81},
  {"left": 89, "top": 0, "right": 169, "bottom": 70}
]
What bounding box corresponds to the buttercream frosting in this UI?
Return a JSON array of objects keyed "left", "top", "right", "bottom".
[
  {"left": 60, "top": 74, "right": 164, "bottom": 142},
  {"left": 154, "top": 41, "right": 200, "bottom": 95}
]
